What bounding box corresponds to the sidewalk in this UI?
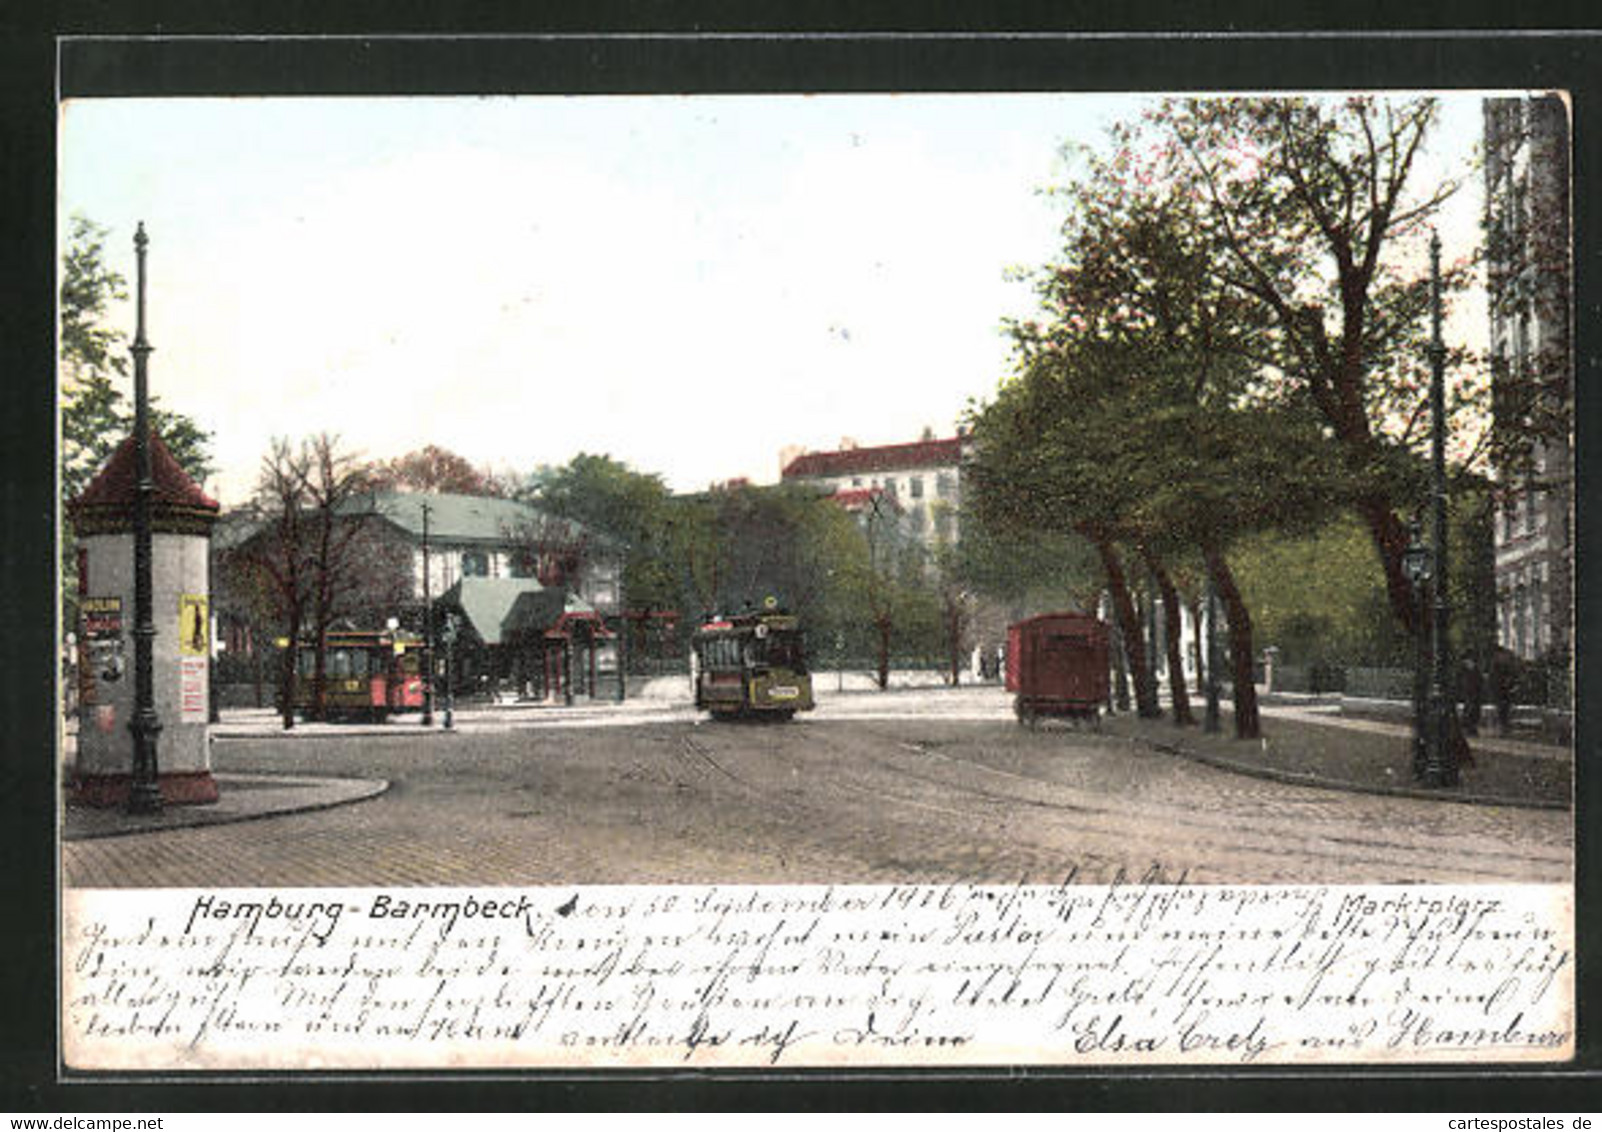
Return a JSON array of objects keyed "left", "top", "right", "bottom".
[
  {"left": 61, "top": 772, "right": 389, "bottom": 841},
  {"left": 1100, "top": 700, "right": 1571, "bottom": 810}
]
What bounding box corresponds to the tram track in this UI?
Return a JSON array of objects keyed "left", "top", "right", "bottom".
[
  {"left": 182, "top": 715, "right": 1570, "bottom": 888},
  {"left": 698, "top": 720, "right": 1571, "bottom": 885}
]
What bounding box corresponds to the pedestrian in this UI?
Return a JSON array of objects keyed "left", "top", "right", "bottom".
[
  {"left": 1490, "top": 646, "right": 1518, "bottom": 736},
  {"left": 1449, "top": 710, "right": 1476, "bottom": 769},
  {"left": 1458, "top": 656, "right": 1484, "bottom": 737}
]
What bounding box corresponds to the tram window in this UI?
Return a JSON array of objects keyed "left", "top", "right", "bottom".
[
  {"left": 700, "top": 637, "right": 744, "bottom": 670},
  {"left": 764, "top": 632, "right": 808, "bottom": 673},
  {"left": 297, "top": 647, "right": 370, "bottom": 678},
  {"left": 327, "top": 648, "right": 371, "bottom": 678}
]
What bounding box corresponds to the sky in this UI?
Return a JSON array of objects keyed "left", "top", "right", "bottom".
[{"left": 59, "top": 92, "right": 1490, "bottom": 506}]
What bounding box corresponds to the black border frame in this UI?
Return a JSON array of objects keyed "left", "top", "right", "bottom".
[{"left": 5, "top": 11, "right": 1598, "bottom": 1112}]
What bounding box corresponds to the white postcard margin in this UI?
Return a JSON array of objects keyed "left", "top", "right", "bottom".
[{"left": 63, "top": 882, "right": 1573, "bottom": 1071}]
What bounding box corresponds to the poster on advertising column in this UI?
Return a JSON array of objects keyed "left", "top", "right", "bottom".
[{"left": 178, "top": 594, "right": 209, "bottom": 721}]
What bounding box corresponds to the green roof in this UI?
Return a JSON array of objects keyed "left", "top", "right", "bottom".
[
  {"left": 505, "top": 589, "right": 597, "bottom": 637},
  {"left": 364, "top": 492, "right": 559, "bottom": 544},
  {"left": 221, "top": 491, "right": 620, "bottom": 556},
  {"left": 441, "top": 578, "right": 601, "bottom": 645},
  {"left": 441, "top": 577, "right": 547, "bottom": 646}
]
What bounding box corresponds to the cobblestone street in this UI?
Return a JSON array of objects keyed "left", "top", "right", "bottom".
[{"left": 61, "top": 691, "right": 1572, "bottom": 888}]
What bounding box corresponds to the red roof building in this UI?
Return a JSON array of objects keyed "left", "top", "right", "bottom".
[
  {"left": 828, "top": 486, "right": 903, "bottom": 516},
  {"left": 781, "top": 434, "right": 965, "bottom": 551},
  {"left": 780, "top": 436, "right": 962, "bottom": 480},
  {"left": 69, "top": 433, "right": 220, "bottom": 537}
]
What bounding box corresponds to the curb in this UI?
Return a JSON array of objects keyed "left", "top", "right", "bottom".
[
  {"left": 1140, "top": 737, "right": 1569, "bottom": 812},
  {"left": 211, "top": 727, "right": 466, "bottom": 741},
  {"left": 62, "top": 774, "right": 392, "bottom": 841}
]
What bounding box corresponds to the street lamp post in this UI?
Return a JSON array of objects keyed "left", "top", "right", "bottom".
[
  {"left": 441, "top": 612, "right": 458, "bottom": 730},
  {"left": 421, "top": 501, "right": 434, "bottom": 727},
  {"left": 1402, "top": 519, "right": 1435, "bottom": 780},
  {"left": 1424, "top": 231, "right": 1458, "bottom": 788},
  {"left": 126, "top": 223, "right": 163, "bottom": 815}
]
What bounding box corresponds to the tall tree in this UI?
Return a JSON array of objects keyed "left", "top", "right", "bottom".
[
  {"left": 301, "top": 434, "right": 405, "bottom": 721},
  {"left": 249, "top": 438, "right": 311, "bottom": 729},
  {"left": 1127, "top": 96, "right": 1479, "bottom": 632},
  {"left": 241, "top": 434, "right": 406, "bottom": 724},
  {"left": 526, "top": 453, "right": 677, "bottom": 613},
  {"left": 965, "top": 359, "right": 1162, "bottom": 719},
  {"left": 366, "top": 445, "right": 508, "bottom": 497},
  {"left": 972, "top": 156, "right": 1357, "bottom": 736}
]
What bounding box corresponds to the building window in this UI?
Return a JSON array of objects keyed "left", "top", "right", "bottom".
[
  {"left": 910, "top": 476, "right": 924, "bottom": 499},
  {"left": 461, "top": 550, "right": 489, "bottom": 577},
  {"left": 936, "top": 472, "right": 954, "bottom": 499},
  {"left": 510, "top": 551, "right": 537, "bottom": 579}
]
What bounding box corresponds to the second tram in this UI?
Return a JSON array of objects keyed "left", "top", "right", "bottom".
[
  {"left": 692, "top": 604, "right": 814, "bottom": 720},
  {"left": 290, "top": 628, "right": 427, "bottom": 721}
]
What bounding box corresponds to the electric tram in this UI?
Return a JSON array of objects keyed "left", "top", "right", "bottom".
[
  {"left": 691, "top": 600, "right": 814, "bottom": 720},
  {"left": 289, "top": 627, "right": 427, "bottom": 721}
]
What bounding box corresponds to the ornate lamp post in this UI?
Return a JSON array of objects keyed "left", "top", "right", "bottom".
[
  {"left": 126, "top": 223, "right": 163, "bottom": 814},
  {"left": 1402, "top": 519, "right": 1435, "bottom": 779},
  {"left": 1423, "top": 231, "right": 1458, "bottom": 788},
  {"left": 421, "top": 500, "right": 434, "bottom": 727},
  {"left": 441, "top": 611, "right": 459, "bottom": 730}
]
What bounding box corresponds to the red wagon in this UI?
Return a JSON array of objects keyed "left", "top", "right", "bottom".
[{"left": 1006, "top": 612, "right": 1110, "bottom": 729}]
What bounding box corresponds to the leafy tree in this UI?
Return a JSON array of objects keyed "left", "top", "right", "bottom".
[
  {"left": 1124, "top": 96, "right": 1480, "bottom": 633},
  {"left": 971, "top": 132, "right": 1370, "bottom": 736},
  {"left": 965, "top": 358, "right": 1162, "bottom": 719},
  {"left": 247, "top": 438, "right": 312, "bottom": 729},
  {"left": 1233, "top": 488, "right": 1498, "bottom": 673},
  {"left": 526, "top": 453, "right": 678, "bottom": 615},
  {"left": 365, "top": 444, "right": 509, "bottom": 497},
  {"left": 691, "top": 481, "right": 861, "bottom": 620}
]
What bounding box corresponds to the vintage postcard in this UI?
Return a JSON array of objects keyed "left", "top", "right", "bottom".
[{"left": 54, "top": 38, "right": 1577, "bottom": 1078}]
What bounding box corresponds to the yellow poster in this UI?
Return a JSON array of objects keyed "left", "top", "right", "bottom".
[{"left": 179, "top": 593, "right": 209, "bottom": 656}]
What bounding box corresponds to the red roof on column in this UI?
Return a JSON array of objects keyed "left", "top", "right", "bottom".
[{"left": 70, "top": 433, "right": 220, "bottom": 535}]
